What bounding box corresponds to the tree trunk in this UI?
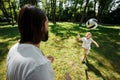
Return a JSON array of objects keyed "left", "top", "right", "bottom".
[
  {"left": 19, "top": 0, "right": 38, "bottom": 8},
  {"left": 58, "top": 1, "right": 63, "bottom": 21},
  {"left": 51, "top": 0, "right": 56, "bottom": 24},
  {"left": 97, "top": 0, "right": 105, "bottom": 22},
  {"left": 11, "top": 2, "right": 17, "bottom": 22},
  {"left": 94, "top": 0, "right": 97, "bottom": 17},
  {"left": 97, "top": 0, "right": 112, "bottom": 22},
  {"left": 0, "top": 1, "right": 11, "bottom": 24},
  {"left": 73, "top": 0, "right": 78, "bottom": 22},
  {"left": 8, "top": 0, "right": 14, "bottom": 26},
  {"left": 79, "top": 0, "right": 89, "bottom": 26}
]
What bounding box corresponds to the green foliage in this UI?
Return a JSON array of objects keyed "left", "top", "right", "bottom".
[
  {"left": 0, "top": 22, "right": 120, "bottom": 80},
  {"left": 101, "top": 8, "right": 120, "bottom": 24},
  {"left": 74, "top": 11, "right": 82, "bottom": 22},
  {"left": 0, "top": 10, "right": 3, "bottom": 15},
  {"left": 1, "top": 0, "right": 120, "bottom": 24},
  {"left": 19, "top": 0, "right": 38, "bottom": 7},
  {"left": 87, "top": 10, "right": 96, "bottom": 19}
]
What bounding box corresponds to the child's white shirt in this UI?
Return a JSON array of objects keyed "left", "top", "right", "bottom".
[{"left": 81, "top": 37, "right": 93, "bottom": 50}]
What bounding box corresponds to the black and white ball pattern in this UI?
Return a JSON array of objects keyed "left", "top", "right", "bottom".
[{"left": 86, "top": 18, "right": 98, "bottom": 29}]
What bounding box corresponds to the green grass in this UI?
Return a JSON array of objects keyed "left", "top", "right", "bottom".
[{"left": 0, "top": 22, "right": 120, "bottom": 80}]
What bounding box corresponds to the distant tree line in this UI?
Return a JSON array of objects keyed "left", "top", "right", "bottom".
[{"left": 0, "top": 0, "right": 120, "bottom": 25}]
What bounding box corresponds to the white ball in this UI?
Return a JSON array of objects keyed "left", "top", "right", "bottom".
[{"left": 86, "top": 18, "right": 98, "bottom": 29}]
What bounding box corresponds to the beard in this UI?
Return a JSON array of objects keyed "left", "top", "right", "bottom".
[{"left": 42, "top": 31, "right": 48, "bottom": 41}]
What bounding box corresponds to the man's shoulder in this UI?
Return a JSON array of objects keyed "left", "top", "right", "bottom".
[{"left": 9, "top": 43, "right": 19, "bottom": 51}]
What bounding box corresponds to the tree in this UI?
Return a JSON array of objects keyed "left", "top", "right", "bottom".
[
  {"left": 8, "top": 0, "right": 14, "bottom": 26},
  {"left": 0, "top": 0, "right": 11, "bottom": 24},
  {"left": 72, "top": 0, "right": 79, "bottom": 22},
  {"left": 109, "top": 0, "right": 120, "bottom": 12},
  {"left": 93, "top": 0, "right": 97, "bottom": 16},
  {"left": 11, "top": 1, "right": 18, "bottom": 22},
  {"left": 51, "top": 0, "right": 56, "bottom": 24},
  {"left": 58, "top": 0, "right": 64, "bottom": 21},
  {"left": 109, "top": 7, "right": 120, "bottom": 24},
  {"left": 97, "top": 0, "right": 113, "bottom": 22},
  {"left": 79, "top": 0, "right": 89, "bottom": 26},
  {"left": 19, "top": 0, "right": 38, "bottom": 8}
]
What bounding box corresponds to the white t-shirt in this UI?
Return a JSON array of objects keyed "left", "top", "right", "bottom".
[
  {"left": 6, "top": 43, "right": 54, "bottom": 80},
  {"left": 81, "top": 37, "right": 93, "bottom": 50}
]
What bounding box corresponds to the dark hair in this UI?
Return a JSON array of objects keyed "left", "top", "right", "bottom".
[{"left": 18, "top": 4, "right": 47, "bottom": 44}]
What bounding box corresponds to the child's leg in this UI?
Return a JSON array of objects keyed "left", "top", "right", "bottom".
[
  {"left": 82, "top": 48, "right": 89, "bottom": 62},
  {"left": 84, "top": 52, "right": 88, "bottom": 60}
]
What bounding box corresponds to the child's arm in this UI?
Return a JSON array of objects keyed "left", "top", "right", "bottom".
[
  {"left": 92, "top": 39, "right": 99, "bottom": 47},
  {"left": 77, "top": 34, "right": 81, "bottom": 41}
]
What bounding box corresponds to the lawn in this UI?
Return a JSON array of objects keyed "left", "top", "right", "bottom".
[{"left": 0, "top": 22, "right": 120, "bottom": 80}]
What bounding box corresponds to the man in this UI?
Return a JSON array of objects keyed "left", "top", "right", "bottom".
[{"left": 6, "top": 4, "right": 54, "bottom": 80}]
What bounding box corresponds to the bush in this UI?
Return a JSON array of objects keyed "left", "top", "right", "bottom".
[{"left": 100, "top": 8, "right": 120, "bottom": 24}]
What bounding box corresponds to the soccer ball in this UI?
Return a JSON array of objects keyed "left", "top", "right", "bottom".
[{"left": 86, "top": 18, "right": 98, "bottom": 29}]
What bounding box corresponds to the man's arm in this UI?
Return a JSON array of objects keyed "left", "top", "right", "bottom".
[{"left": 26, "top": 63, "right": 54, "bottom": 80}]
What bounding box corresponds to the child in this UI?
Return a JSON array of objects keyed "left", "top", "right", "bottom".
[{"left": 77, "top": 32, "right": 99, "bottom": 63}]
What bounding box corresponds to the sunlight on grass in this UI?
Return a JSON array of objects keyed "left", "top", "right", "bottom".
[{"left": 0, "top": 22, "right": 120, "bottom": 80}]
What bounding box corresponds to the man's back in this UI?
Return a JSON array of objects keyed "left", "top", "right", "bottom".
[{"left": 6, "top": 43, "right": 54, "bottom": 80}]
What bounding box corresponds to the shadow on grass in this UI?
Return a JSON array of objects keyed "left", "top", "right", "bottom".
[
  {"left": 0, "top": 26, "right": 19, "bottom": 63},
  {"left": 0, "top": 26, "right": 19, "bottom": 39},
  {"left": 50, "top": 23, "right": 120, "bottom": 76},
  {"left": 0, "top": 42, "right": 9, "bottom": 63},
  {"left": 91, "top": 26, "right": 120, "bottom": 74},
  {"left": 85, "top": 60, "right": 105, "bottom": 80},
  {"left": 0, "top": 22, "right": 9, "bottom": 26},
  {"left": 85, "top": 59, "right": 105, "bottom": 80},
  {"left": 50, "top": 23, "right": 87, "bottom": 40}
]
